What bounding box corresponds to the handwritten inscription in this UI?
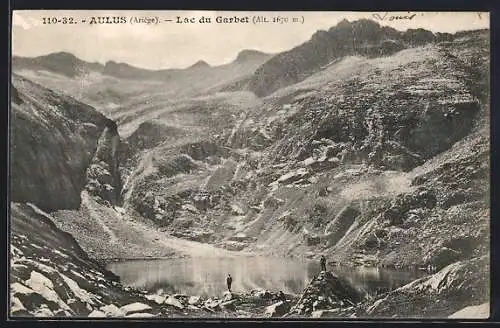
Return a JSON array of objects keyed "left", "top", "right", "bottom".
[{"left": 372, "top": 12, "right": 417, "bottom": 22}]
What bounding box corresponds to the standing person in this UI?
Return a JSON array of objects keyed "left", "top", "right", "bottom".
[
  {"left": 278, "top": 291, "right": 286, "bottom": 302},
  {"left": 226, "top": 273, "right": 232, "bottom": 293},
  {"left": 320, "top": 255, "right": 327, "bottom": 272}
]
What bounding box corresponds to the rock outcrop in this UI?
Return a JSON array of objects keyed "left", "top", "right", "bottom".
[
  {"left": 288, "top": 271, "right": 364, "bottom": 316},
  {"left": 85, "top": 120, "right": 123, "bottom": 205}
]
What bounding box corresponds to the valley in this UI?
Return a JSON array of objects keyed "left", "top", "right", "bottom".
[{"left": 9, "top": 19, "right": 490, "bottom": 319}]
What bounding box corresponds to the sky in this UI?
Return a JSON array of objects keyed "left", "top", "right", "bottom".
[{"left": 11, "top": 11, "right": 490, "bottom": 70}]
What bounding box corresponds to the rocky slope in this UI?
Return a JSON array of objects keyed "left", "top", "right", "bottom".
[
  {"left": 9, "top": 20, "right": 489, "bottom": 319},
  {"left": 10, "top": 203, "right": 230, "bottom": 318},
  {"left": 105, "top": 24, "right": 489, "bottom": 318},
  {"left": 119, "top": 28, "right": 489, "bottom": 267},
  {"left": 247, "top": 19, "right": 441, "bottom": 97},
  {"left": 9, "top": 74, "right": 170, "bottom": 318},
  {"left": 363, "top": 255, "right": 489, "bottom": 318}
]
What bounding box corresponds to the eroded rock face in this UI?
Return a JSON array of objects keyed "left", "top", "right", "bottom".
[
  {"left": 261, "top": 47, "right": 479, "bottom": 172},
  {"left": 11, "top": 74, "right": 121, "bottom": 211},
  {"left": 85, "top": 120, "right": 123, "bottom": 205}
]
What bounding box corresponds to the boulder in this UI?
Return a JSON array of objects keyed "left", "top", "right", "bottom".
[
  {"left": 276, "top": 168, "right": 312, "bottom": 184},
  {"left": 125, "top": 312, "right": 156, "bottom": 318},
  {"left": 311, "top": 309, "right": 340, "bottom": 318},
  {"left": 99, "top": 304, "right": 125, "bottom": 317},
  {"left": 229, "top": 233, "right": 254, "bottom": 242},
  {"left": 251, "top": 289, "right": 273, "bottom": 300},
  {"left": 304, "top": 234, "right": 321, "bottom": 246},
  {"left": 165, "top": 296, "right": 184, "bottom": 309},
  {"left": 145, "top": 294, "right": 166, "bottom": 305},
  {"left": 230, "top": 204, "right": 246, "bottom": 216},
  {"left": 88, "top": 310, "right": 106, "bottom": 317},
  {"left": 204, "top": 298, "right": 221, "bottom": 310},
  {"left": 119, "top": 302, "right": 152, "bottom": 315},
  {"left": 264, "top": 301, "right": 289, "bottom": 317},
  {"left": 188, "top": 296, "right": 202, "bottom": 306},
  {"left": 263, "top": 195, "right": 285, "bottom": 209},
  {"left": 222, "top": 241, "right": 247, "bottom": 251},
  {"left": 222, "top": 292, "right": 233, "bottom": 302},
  {"left": 423, "top": 247, "right": 461, "bottom": 270},
  {"left": 220, "top": 300, "right": 237, "bottom": 311},
  {"left": 440, "top": 190, "right": 468, "bottom": 209}
]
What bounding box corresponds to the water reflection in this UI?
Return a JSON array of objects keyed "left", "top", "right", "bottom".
[{"left": 107, "top": 257, "right": 425, "bottom": 297}]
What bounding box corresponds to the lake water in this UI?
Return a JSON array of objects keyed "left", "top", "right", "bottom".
[{"left": 107, "top": 256, "right": 426, "bottom": 297}]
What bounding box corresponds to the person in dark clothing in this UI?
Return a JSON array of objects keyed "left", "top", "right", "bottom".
[
  {"left": 320, "top": 255, "right": 327, "bottom": 272},
  {"left": 226, "top": 273, "right": 232, "bottom": 292},
  {"left": 278, "top": 291, "right": 286, "bottom": 302}
]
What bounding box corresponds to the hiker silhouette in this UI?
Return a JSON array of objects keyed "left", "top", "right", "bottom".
[
  {"left": 226, "top": 273, "right": 232, "bottom": 292},
  {"left": 320, "top": 255, "right": 327, "bottom": 272},
  {"left": 278, "top": 291, "right": 286, "bottom": 302}
]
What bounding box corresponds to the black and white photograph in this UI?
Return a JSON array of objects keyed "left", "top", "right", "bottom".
[{"left": 9, "top": 10, "right": 490, "bottom": 319}]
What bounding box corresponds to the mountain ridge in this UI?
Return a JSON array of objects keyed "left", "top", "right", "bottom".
[
  {"left": 12, "top": 49, "right": 272, "bottom": 80},
  {"left": 247, "top": 19, "right": 466, "bottom": 97}
]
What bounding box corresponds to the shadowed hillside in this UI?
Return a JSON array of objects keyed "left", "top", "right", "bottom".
[
  {"left": 10, "top": 74, "right": 122, "bottom": 210},
  {"left": 248, "top": 19, "right": 445, "bottom": 97}
]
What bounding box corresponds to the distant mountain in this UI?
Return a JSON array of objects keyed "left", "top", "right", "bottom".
[
  {"left": 12, "top": 49, "right": 272, "bottom": 83},
  {"left": 234, "top": 50, "right": 271, "bottom": 63},
  {"left": 188, "top": 60, "right": 211, "bottom": 70},
  {"left": 12, "top": 51, "right": 103, "bottom": 77},
  {"left": 247, "top": 19, "right": 440, "bottom": 97}
]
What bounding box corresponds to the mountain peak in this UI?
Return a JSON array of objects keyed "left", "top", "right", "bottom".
[
  {"left": 45, "top": 51, "right": 78, "bottom": 59},
  {"left": 189, "top": 60, "right": 211, "bottom": 69},
  {"left": 235, "top": 50, "right": 270, "bottom": 62}
]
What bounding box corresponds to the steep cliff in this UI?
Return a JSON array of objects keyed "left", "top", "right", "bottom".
[{"left": 10, "top": 74, "right": 122, "bottom": 210}]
